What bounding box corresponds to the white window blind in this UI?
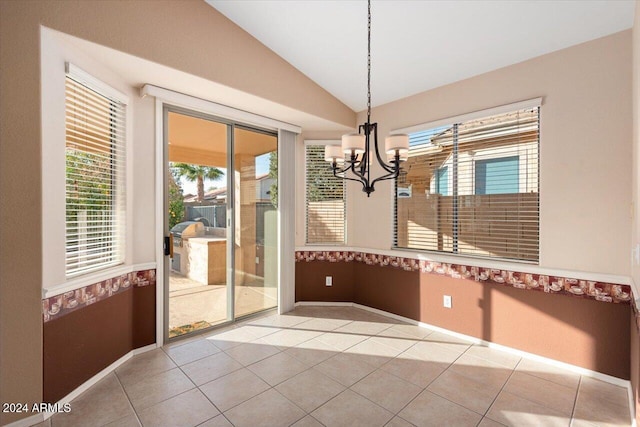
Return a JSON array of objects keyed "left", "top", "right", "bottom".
[
  {"left": 65, "top": 68, "right": 127, "bottom": 277},
  {"left": 305, "top": 144, "right": 346, "bottom": 244},
  {"left": 394, "top": 107, "right": 539, "bottom": 262}
]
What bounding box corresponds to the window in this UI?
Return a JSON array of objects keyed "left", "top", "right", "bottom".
[
  {"left": 435, "top": 167, "right": 449, "bottom": 196},
  {"left": 475, "top": 156, "right": 519, "bottom": 195},
  {"left": 305, "top": 143, "right": 346, "bottom": 244},
  {"left": 65, "top": 65, "right": 127, "bottom": 276},
  {"left": 394, "top": 106, "right": 539, "bottom": 262}
]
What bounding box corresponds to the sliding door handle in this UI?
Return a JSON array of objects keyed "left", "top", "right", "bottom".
[{"left": 164, "top": 234, "right": 174, "bottom": 258}]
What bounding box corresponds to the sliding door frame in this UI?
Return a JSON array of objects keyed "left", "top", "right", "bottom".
[{"left": 147, "top": 85, "right": 299, "bottom": 345}]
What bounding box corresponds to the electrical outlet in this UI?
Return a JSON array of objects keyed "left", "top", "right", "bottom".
[
  {"left": 443, "top": 295, "right": 452, "bottom": 309},
  {"left": 325, "top": 276, "right": 333, "bottom": 286},
  {"left": 256, "top": 256, "right": 260, "bottom": 264}
]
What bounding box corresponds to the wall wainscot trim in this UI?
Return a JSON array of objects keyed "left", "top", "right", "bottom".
[
  {"left": 42, "top": 269, "right": 156, "bottom": 322},
  {"left": 295, "top": 251, "right": 631, "bottom": 305}
]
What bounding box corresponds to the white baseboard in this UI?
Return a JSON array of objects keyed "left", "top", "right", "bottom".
[
  {"left": 295, "top": 300, "right": 636, "bottom": 421},
  {"left": 132, "top": 343, "right": 158, "bottom": 356},
  {"left": 629, "top": 382, "right": 638, "bottom": 427},
  {"left": 295, "top": 301, "right": 353, "bottom": 307},
  {"left": 3, "top": 343, "right": 157, "bottom": 427},
  {"left": 350, "top": 301, "right": 630, "bottom": 386}
]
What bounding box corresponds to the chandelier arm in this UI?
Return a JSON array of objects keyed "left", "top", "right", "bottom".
[
  {"left": 358, "top": 126, "right": 370, "bottom": 177},
  {"left": 332, "top": 161, "right": 356, "bottom": 175},
  {"left": 350, "top": 163, "right": 369, "bottom": 183},
  {"left": 370, "top": 123, "right": 397, "bottom": 174},
  {"left": 369, "top": 168, "right": 401, "bottom": 188},
  {"left": 333, "top": 160, "right": 368, "bottom": 184},
  {"left": 333, "top": 168, "right": 370, "bottom": 192}
]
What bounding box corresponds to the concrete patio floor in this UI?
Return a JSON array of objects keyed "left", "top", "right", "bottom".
[{"left": 169, "top": 272, "right": 277, "bottom": 337}]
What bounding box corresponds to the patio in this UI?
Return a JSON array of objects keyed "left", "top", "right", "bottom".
[{"left": 169, "top": 272, "right": 277, "bottom": 337}]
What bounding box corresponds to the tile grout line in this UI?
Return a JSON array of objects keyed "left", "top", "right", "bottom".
[
  {"left": 569, "top": 376, "right": 583, "bottom": 426},
  {"left": 341, "top": 333, "right": 455, "bottom": 393},
  {"left": 165, "top": 348, "right": 231, "bottom": 421},
  {"left": 369, "top": 339, "right": 472, "bottom": 420},
  {"left": 268, "top": 386, "right": 309, "bottom": 426},
  {"left": 345, "top": 369, "right": 414, "bottom": 422},
  {"left": 195, "top": 412, "right": 235, "bottom": 427},
  {"left": 268, "top": 319, "right": 424, "bottom": 423},
  {"left": 112, "top": 370, "right": 145, "bottom": 427},
  {"left": 478, "top": 357, "right": 521, "bottom": 422}
]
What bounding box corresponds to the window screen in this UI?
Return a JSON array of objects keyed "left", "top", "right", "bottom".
[
  {"left": 305, "top": 144, "right": 346, "bottom": 244},
  {"left": 65, "top": 69, "right": 126, "bottom": 276},
  {"left": 394, "top": 107, "right": 539, "bottom": 262}
]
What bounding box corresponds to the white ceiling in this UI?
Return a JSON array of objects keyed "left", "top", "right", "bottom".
[{"left": 208, "top": 0, "right": 635, "bottom": 112}]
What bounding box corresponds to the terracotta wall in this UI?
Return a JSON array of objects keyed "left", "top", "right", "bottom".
[
  {"left": 296, "top": 257, "right": 631, "bottom": 379},
  {"left": 42, "top": 270, "right": 156, "bottom": 403},
  {"left": 295, "top": 261, "right": 355, "bottom": 303}
]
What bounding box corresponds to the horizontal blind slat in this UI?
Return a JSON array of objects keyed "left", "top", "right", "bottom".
[
  {"left": 306, "top": 145, "right": 346, "bottom": 244},
  {"left": 395, "top": 107, "right": 539, "bottom": 262},
  {"left": 65, "top": 72, "right": 126, "bottom": 276}
]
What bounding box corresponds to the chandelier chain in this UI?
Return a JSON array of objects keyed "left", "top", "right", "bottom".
[
  {"left": 326, "top": 0, "right": 406, "bottom": 197},
  {"left": 367, "top": 0, "right": 371, "bottom": 123}
]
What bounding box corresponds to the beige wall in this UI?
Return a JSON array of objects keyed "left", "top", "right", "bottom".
[
  {"left": 40, "top": 27, "right": 149, "bottom": 288},
  {"left": 628, "top": 0, "right": 640, "bottom": 419},
  {"left": 348, "top": 31, "right": 632, "bottom": 276},
  {"left": 633, "top": 3, "right": 640, "bottom": 291},
  {"left": 0, "top": 1, "right": 352, "bottom": 423}
]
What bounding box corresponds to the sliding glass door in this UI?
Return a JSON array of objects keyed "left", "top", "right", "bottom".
[
  {"left": 233, "top": 127, "right": 278, "bottom": 317},
  {"left": 164, "top": 108, "right": 278, "bottom": 341}
]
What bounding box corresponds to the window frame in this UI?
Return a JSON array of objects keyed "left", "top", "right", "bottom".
[
  {"left": 304, "top": 140, "right": 347, "bottom": 246},
  {"left": 64, "top": 63, "right": 129, "bottom": 278},
  {"left": 392, "top": 98, "right": 541, "bottom": 264}
]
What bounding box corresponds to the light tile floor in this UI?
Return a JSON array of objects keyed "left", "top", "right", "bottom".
[{"left": 42, "top": 306, "right": 631, "bottom": 427}]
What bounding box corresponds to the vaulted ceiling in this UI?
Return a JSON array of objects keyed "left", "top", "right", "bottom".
[{"left": 208, "top": 0, "right": 635, "bottom": 112}]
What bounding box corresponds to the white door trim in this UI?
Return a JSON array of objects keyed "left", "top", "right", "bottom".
[
  {"left": 149, "top": 87, "right": 299, "bottom": 344},
  {"left": 154, "top": 98, "right": 165, "bottom": 346},
  {"left": 141, "top": 84, "right": 301, "bottom": 134}
]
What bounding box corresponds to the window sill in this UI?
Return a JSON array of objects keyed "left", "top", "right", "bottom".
[{"left": 43, "top": 262, "right": 157, "bottom": 298}]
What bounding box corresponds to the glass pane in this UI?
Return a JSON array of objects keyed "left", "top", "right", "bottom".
[
  {"left": 233, "top": 127, "right": 278, "bottom": 318},
  {"left": 475, "top": 156, "right": 519, "bottom": 195},
  {"left": 167, "top": 111, "right": 230, "bottom": 338}
]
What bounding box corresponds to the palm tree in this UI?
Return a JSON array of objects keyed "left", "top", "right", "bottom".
[{"left": 172, "top": 163, "right": 223, "bottom": 202}]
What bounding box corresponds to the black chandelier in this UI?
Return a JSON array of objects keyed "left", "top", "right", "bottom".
[{"left": 324, "top": 0, "right": 409, "bottom": 197}]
